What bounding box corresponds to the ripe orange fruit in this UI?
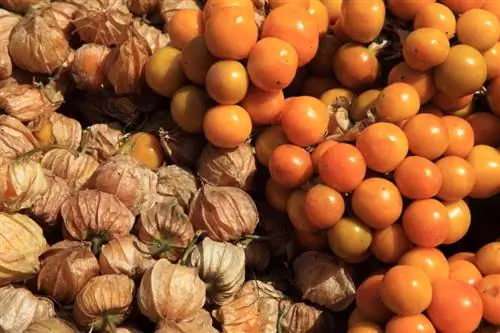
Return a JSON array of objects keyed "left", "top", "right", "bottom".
[
  {"left": 399, "top": 247, "right": 450, "bottom": 283},
  {"left": 255, "top": 125, "right": 290, "bottom": 166},
  {"left": 443, "top": 200, "right": 472, "bottom": 245},
  {"left": 371, "top": 224, "right": 412, "bottom": 264},
  {"left": 466, "top": 145, "right": 500, "bottom": 199},
  {"left": 385, "top": 314, "right": 436, "bottom": 333},
  {"left": 167, "top": 9, "right": 204, "bottom": 50},
  {"left": 355, "top": 274, "right": 394, "bottom": 323},
  {"left": 240, "top": 87, "right": 285, "bottom": 125},
  {"left": 340, "top": 0, "right": 385, "bottom": 43},
  {"left": 387, "top": 0, "right": 435, "bottom": 20},
  {"left": 449, "top": 259, "right": 482, "bottom": 286},
  {"left": 311, "top": 139, "right": 338, "bottom": 171},
  {"left": 205, "top": 60, "right": 249, "bottom": 104},
  {"left": 202, "top": 105, "right": 252, "bottom": 148},
  {"left": 414, "top": 3, "right": 456, "bottom": 38},
  {"left": 394, "top": 156, "right": 442, "bottom": 200},
  {"left": 441, "top": 115, "right": 475, "bottom": 158},
  {"left": 475, "top": 274, "right": 500, "bottom": 325},
  {"left": 268, "top": 144, "right": 313, "bottom": 188},
  {"left": 305, "top": 184, "right": 345, "bottom": 229},
  {"left": 120, "top": 132, "right": 165, "bottom": 169},
  {"left": 265, "top": 178, "right": 293, "bottom": 213},
  {"left": 375, "top": 83, "right": 420, "bottom": 123},
  {"left": 203, "top": 0, "right": 254, "bottom": 19},
  {"left": 307, "top": 0, "right": 329, "bottom": 36},
  {"left": 402, "top": 113, "right": 449, "bottom": 160}
]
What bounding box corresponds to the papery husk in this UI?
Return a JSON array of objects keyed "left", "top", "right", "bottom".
[
  {"left": 73, "top": 0, "right": 133, "bottom": 46},
  {"left": 89, "top": 155, "right": 159, "bottom": 215},
  {"left": 257, "top": 204, "right": 293, "bottom": 258},
  {"left": 133, "top": 19, "right": 169, "bottom": 54},
  {"left": 101, "top": 89, "right": 160, "bottom": 123},
  {"left": 292, "top": 251, "right": 356, "bottom": 311},
  {"left": 129, "top": 0, "right": 158, "bottom": 15},
  {"left": 73, "top": 274, "right": 135, "bottom": 331},
  {"left": 243, "top": 241, "right": 271, "bottom": 271},
  {"left": 138, "top": 197, "right": 195, "bottom": 261},
  {"left": 213, "top": 280, "right": 285, "bottom": 333},
  {"left": 41, "top": 2, "right": 77, "bottom": 39},
  {"left": 278, "top": 300, "right": 335, "bottom": 333},
  {"left": 156, "top": 164, "right": 198, "bottom": 213},
  {"left": 197, "top": 143, "right": 256, "bottom": 191},
  {"left": 156, "top": 309, "right": 218, "bottom": 333},
  {"left": 116, "top": 326, "right": 144, "bottom": 333},
  {"left": 28, "top": 112, "right": 82, "bottom": 150},
  {"left": 0, "top": 158, "right": 48, "bottom": 212},
  {"left": 41, "top": 148, "right": 99, "bottom": 190},
  {"left": 190, "top": 184, "right": 259, "bottom": 242},
  {"left": 99, "top": 235, "right": 156, "bottom": 279},
  {"left": 0, "top": 212, "right": 47, "bottom": 286},
  {"left": 138, "top": 258, "right": 206, "bottom": 322},
  {"left": 37, "top": 240, "right": 100, "bottom": 303},
  {"left": 70, "top": 91, "right": 116, "bottom": 125},
  {"left": 72, "top": 43, "right": 112, "bottom": 91},
  {"left": 159, "top": 125, "right": 206, "bottom": 168},
  {"left": 160, "top": 0, "right": 201, "bottom": 24},
  {"left": 327, "top": 105, "right": 376, "bottom": 142},
  {"left": 0, "top": 0, "right": 50, "bottom": 14},
  {"left": 61, "top": 189, "right": 135, "bottom": 244},
  {"left": 29, "top": 170, "right": 71, "bottom": 227},
  {"left": 0, "top": 285, "right": 55, "bottom": 333},
  {"left": 0, "top": 9, "right": 21, "bottom": 80},
  {"left": 0, "top": 114, "right": 39, "bottom": 159},
  {"left": 25, "top": 318, "right": 79, "bottom": 333},
  {"left": 187, "top": 237, "right": 245, "bottom": 305},
  {"left": 80, "top": 122, "right": 123, "bottom": 162},
  {"left": 9, "top": 10, "right": 70, "bottom": 74}
]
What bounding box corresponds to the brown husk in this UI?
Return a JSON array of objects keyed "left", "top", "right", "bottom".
[
  {"left": 0, "top": 285, "right": 55, "bottom": 333},
  {"left": 129, "top": 0, "right": 158, "bottom": 15},
  {"left": 197, "top": 143, "right": 256, "bottom": 191},
  {"left": 256, "top": 204, "right": 294, "bottom": 258},
  {"left": 72, "top": 43, "right": 112, "bottom": 91},
  {"left": 0, "top": 0, "right": 49, "bottom": 14},
  {"left": 0, "top": 212, "right": 48, "bottom": 286},
  {"left": 133, "top": 19, "right": 170, "bottom": 54},
  {"left": 116, "top": 326, "right": 144, "bottom": 333},
  {"left": 0, "top": 115, "right": 39, "bottom": 159},
  {"left": 156, "top": 309, "right": 218, "bottom": 333},
  {"left": 160, "top": 0, "right": 201, "bottom": 24},
  {"left": 73, "top": 274, "right": 135, "bottom": 330},
  {"left": 41, "top": 2, "right": 77, "bottom": 39},
  {"left": 101, "top": 89, "right": 161, "bottom": 123},
  {"left": 138, "top": 258, "right": 206, "bottom": 322},
  {"left": 243, "top": 241, "right": 271, "bottom": 271},
  {"left": 189, "top": 184, "right": 259, "bottom": 242},
  {"left": 278, "top": 300, "right": 335, "bottom": 333},
  {"left": 28, "top": 112, "right": 82, "bottom": 150},
  {"left": 292, "top": 251, "right": 356, "bottom": 311},
  {"left": 25, "top": 318, "right": 79, "bottom": 333},
  {"left": 80, "top": 122, "right": 123, "bottom": 162},
  {"left": 0, "top": 9, "right": 21, "bottom": 80},
  {"left": 156, "top": 165, "right": 199, "bottom": 213},
  {"left": 37, "top": 240, "right": 100, "bottom": 303}
]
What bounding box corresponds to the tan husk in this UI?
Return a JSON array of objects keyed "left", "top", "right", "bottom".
[
  {"left": 28, "top": 112, "right": 82, "bottom": 150},
  {"left": 156, "top": 165, "right": 199, "bottom": 212},
  {"left": 61, "top": 189, "right": 135, "bottom": 244},
  {"left": 41, "top": 2, "right": 77, "bottom": 39},
  {"left": 0, "top": 158, "right": 48, "bottom": 212},
  {"left": 138, "top": 258, "right": 206, "bottom": 322},
  {"left": 189, "top": 184, "right": 259, "bottom": 242},
  {"left": 0, "top": 0, "right": 49, "bottom": 14},
  {"left": 133, "top": 19, "right": 170, "bottom": 54},
  {"left": 0, "top": 212, "right": 47, "bottom": 286},
  {"left": 292, "top": 251, "right": 356, "bottom": 311},
  {"left": 41, "top": 148, "right": 99, "bottom": 190},
  {"left": 73, "top": 0, "right": 133, "bottom": 46},
  {"left": 37, "top": 240, "right": 100, "bottom": 303},
  {"left": 101, "top": 89, "right": 160, "bottom": 122},
  {"left": 278, "top": 300, "right": 335, "bottom": 333},
  {"left": 9, "top": 10, "right": 70, "bottom": 74},
  {"left": 80, "top": 122, "right": 123, "bottom": 162},
  {"left": 0, "top": 9, "right": 21, "bottom": 80},
  {"left": 156, "top": 309, "right": 218, "bottom": 333},
  {"left": 99, "top": 235, "right": 156, "bottom": 279},
  {"left": 138, "top": 197, "right": 195, "bottom": 261},
  {"left": 73, "top": 274, "right": 135, "bottom": 331},
  {"left": 0, "top": 285, "right": 55, "bottom": 333},
  {"left": 28, "top": 171, "right": 71, "bottom": 227},
  {"left": 160, "top": 0, "right": 201, "bottom": 24},
  {"left": 129, "top": 0, "right": 158, "bottom": 15},
  {"left": 72, "top": 43, "right": 112, "bottom": 91},
  {"left": 197, "top": 143, "right": 256, "bottom": 191},
  {"left": 159, "top": 126, "right": 206, "bottom": 168},
  {"left": 25, "top": 318, "right": 79, "bottom": 333},
  {"left": 0, "top": 115, "right": 39, "bottom": 159},
  {"left": 243, "top": 241, "right": 271, "bottom": 271}
]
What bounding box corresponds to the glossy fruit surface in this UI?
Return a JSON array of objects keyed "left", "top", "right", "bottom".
[
  {"left": 475, "top": 242, "right": 500, "bottom": 275},
  {"left": 475, "top": 274, "right": 500, "bottom": 325},
  {"left": 327, "top": 217, "right": 372, "bottom": 261},
  {"left": 305, "top": 184, "right": 345, "bottom": 229},
  {"left": 307, "top": 0, "right": 329, "bottom": 36},
  {"left": 448, "top": 259, "right": 482, "bottom": 286},
  {"left": 268, "top": 144, "right": 313, "bottom": 188},
  {"left": 375, "top": 83, "right": 420, "bottom": 123},
  {"left": 371, "top": 224, "right": 412, "bottom": 264},
  {"left": 433, "top": 92, "right": 473, "bottom": 112},
  {"left": 241, "top": 87, "right": 285, "bottom": 125},
  {"left": 385, "top": 314, "right": 436, "bottom": 333},
  {"left": 287, "top": 188, "right": 315, "bottom": 231},
  {"left": 255, "top": 125, "right": 290, "bottom": 166},
  {"left": 206, "top": 60, "right": 249, "bottom": 105},
  {"left": 167, "top": 9, "right": 204, "bottom": 50},
  {"left": 403, "top": 28, "right": 450, "bottom": 71},
  {"left": 414, "top": 3, "right": 456, "bottom": 38},
  {"left": 394, "top": 156, "right": 442, "bottom": 200},
  {"left": 203, "top": 0, "right": 254, "bottom": 19},
  {"left": 311, "top": 139, "right": 338, "bottom": 171},
  {"left": 121, "top": 133, "right": 165, "bottom": 169},
  {"left": 485, "top": 43, "right": 500, "bottom": 80},
  {"left": 403, "top": 113, "right": 449, "bottom": 160},
  {"left": 456, "top": 8, "right": 500, "bottom": 51},
  {"left": 399, "top": 247, "right": 449, "bottom": 283},
  {"left": 348, "top": 321, "right": 383, "bottom": 333},
  {"left": 441, "top": 0, "right": 485, "bottom": 13},
  {"left": 181, "top": 35, "right": 218, "bottom": 85},
  {"left": 355, "top": 274, "right": 393, "bottom": 323},
  {"left": 466, "top": 145, "right": 500, "bottom": 198},
  {"left": 145, "top": 47, "right": 186, "bottom": 98},
  {"left": 340, "top": 0, "right": 385, "bottom": 43},
  {"left": 443, "top": 200, "right": 472, "bottom": 245},
  {"left": 333, "top": 43, "right": 380, "bottom": 89},
  {"left": 171, "top": 85, "right": 212, "bottom": 133},
  {"left": 436, "top": 156, "right": 475, "bottom": 201},
  {"left": 203, "top": 104, "right": 252, "bottom": 148},
  {"left": 442, "top": 115, "right": 475, "bottom": 158},
  {"left": 388, "top": 62, "right": 436, "bottom": 104}
]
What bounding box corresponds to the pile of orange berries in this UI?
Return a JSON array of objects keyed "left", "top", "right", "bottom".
[{"left": 144, "top": 0, "right": 500, "bottom": 331}]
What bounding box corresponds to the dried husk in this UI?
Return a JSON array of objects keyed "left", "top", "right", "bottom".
[
  {"left": 133, "top": 19, "right": 170, "bottom": 54},
  {"left": 187, "top": 237, "right": 245, "bottom": 305},
  {"left": 28, "top": 112, "right": 82, "bottom": 150},
  {"left": 101, "top": 89, "right": 160, "bottom": 123},
  {"left": 25, "top": 318, "right": 79, "bottom": 333},
  {"left": 73, "top": 274, "right": 135, "bottom": 331},
  {"left": 0, "top": 158, "right": 48, "bottom": 212},
  {"left": 89, "top": 155, "right": 159, "bottom": 215},
  {"left": 138, "top": 258, "right": 206, "bottom": 322},
  {"left": 0, "top": 212, "right": 47, "bottom": 286},
  {"left": 160, "top": 0, "right": 201, "bottom": 24},
  {"left": 0, "top": 0, "right": 50, "bottom": 14},
  {"left": 129, "top": 0, "right": 158, "bottom": 15},
  {"left": 116, "top": 326, "right": 143, "bottom": 333},
  {"left": 80, "top": 122, "right": 123, "bottom": 162},
  {"left": 156, "top": 165, "right": 198, "bottom": 212},
  {"left": 190, "top": 184, "right": 259, "bottom": 242},
  {"left": 99, "top": 235, "right": 156, "bottom": 279},
  {"left": 73, "top": 0, "right": 133, "bottom": 46},
  {"left": 37, "top": 241, "right": 100, "bottom": 303},
  {"left": 197, "top": 143, "right": 256, "bottom": 191},
  {"left": 257, "top": 205, "right": 294, "bottom": 258},
  {"left": 72, "top": 43, "right": 112, "bottom": 91},
  {"left": 213, "top": 280, "right": 285, "bottom": 333},
  {"left": 0, "top": 9, "right": 21, "bottom": 80},
  {"left": 138, "top": 197, "right": 195, "bottom": 261},
  {"left": 61, "top": 190, "right": 135, "bottom": 245},
  {"left": 156, "top": 309, "right": 218, "bottom": 333},
  {"left": 71, "top": 91, "right": 116, "bottom": 125},
  {"left": 243, "top": 241, "right": 271, "bottom": 271},
  {"left": 292, "top": 251, "right": 356, "bottom": 311},
  {"left": 28, "top": 171, "right": 71, "bottom": 227},
  {"left": 0, "top": 115, "right": 39, "bottom": 159},
  {"left": 105, "top": 29, "right": 151, "bottom": 95},
  {"left": 41, "top": 2, "right": 78, "bottom": 39},
  {"left": 41, "top": 148, "right": 99, "bottom": 190},
  {"left": 0, "top": 285, "right": 55, "bottom": 333},
  {"left": 9, "top": 11, "right": 70, "bottom": 74},
  {"left": 278, "top": 300, "right": 335, "bottom": 333}
]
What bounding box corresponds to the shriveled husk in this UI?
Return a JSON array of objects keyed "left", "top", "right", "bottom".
[
  {"left": 29, "top": 112, "right": 82, "bottom": 150},
  {"left": 41, "top": 2, "right": 77, "bottom": 39},
  {"left": 28, "top": 170, "right": 71, "bottom": 227},
  {"left": 99, "top": 235, "right": 156, "bottom": 279},
  {"left": 101, "top": 88, "right": 160, "bottom": 123},
  {"left": 257, "top": 205, "right": 294, "bottom": 258},
  {"left": 160, "top": 0, "right": 201, "bottom": 24},
  {"left": 0, "top": 212, "right": 47, "bottom": 286},
  {"left": 73, "top": 274, "right": 135, "bottom": 331},
  {"left": 37, "top": 240, "right": 100, "bottom": 303},
  {"left": 159, "top": 125, "right": 206, "bottom": 168},
  {"left": 73, "top": 0, "right": 133, "bottom": 46},
  {"left": 278, "top": 300, "right": 335, "bottom": 333},
  {"left": 41, "top": 148, "right": 99, "bottom": 190},
  {"left": 0, "top": 285, "right": 55, "bottom": 333},
  {"left": 0, "top": 158, "right": 48, "bottom": 212},
  {"left": 0, "top": 9, "right": 20, "bottom": 80},
  {"left": 89, "top": 155, "right": 159, "bottom": 215},
  {"left": 156, "top": 309, "right": 218, "bottom": 333},
  {"left": 292, "top": 251, "right": 356, "bottom": 311},
  {"left": 187, "top": 237, "right": 245, "bottom": 305},
  {"left": 138, "top": 258, "right": 206, "bottom": 323},
  {"left": 156, "top": 165, "right": 198, "bottom": 213},
  {"left": 133, "top": 19, "right": 170, "bottom": 54},
  {"left": 61, "top": 190, "right": 135, "bottom": 244},
  {"left": 9, "top": 9, "right": 70, "bottom": 74},
  {"left": 25, "top": 318, "right": 79, "bottom": 333},
  {"left": 80, "top": 122, "right": 123, "bottom": 162},
  {"left": 0, "top": 0, "right": 50, "bottom": 14},
  {"left": 70, "top": 91, "right": 116, "bottom": 125},
  {"left": 129, "top": 0, "right": 158, "bottom": 15},
  {"left": 116, "top": 326, "right": 144, "bottom": 333},
  {"left": 0, "top": 115, "right": 39, "bottom": 159},
  {"left": 72, "top": 43, "right": 112, "bottom": 91},
  {"left": 243, "top": 241, "right": 271, "bottom": 271},
  {"left": 213, "top": 280, "right": 285, "bottom": 333},
  {"left": 189, "top": 184, "right": 259, "bottom": 242},
  {"left": 138, "top": 197, "right": 195, "bottom": 261}
]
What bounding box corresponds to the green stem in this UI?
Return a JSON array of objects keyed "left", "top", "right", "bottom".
[
  {"left": 102, "top": 314, "right": 117, "bottom": 333},
  {"left": 179, "top": 231, "right": 205, "bottom": 265},
  {"left": 90, "top": 237, "right": 104, "bottom": 256}
]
